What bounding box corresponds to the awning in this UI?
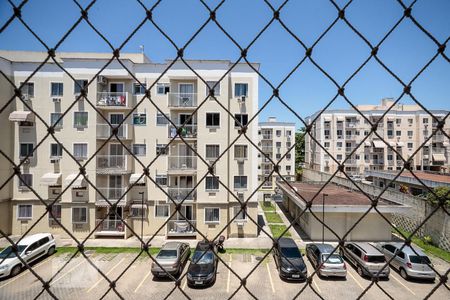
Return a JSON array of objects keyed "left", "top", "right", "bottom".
[
  {"left": 336, "top": 116, "right": 345, "bottom": 121},
  {"left": 323, "top": 116, "right": 332, "bottom": 121},
  {"left": 396, "top": 142, "right": 404, "bottom": 147},
  {"left": 432, "top": 154, "right": 446, "bottom": 162},
  {"left": 364, "top": 141, "right": 371, "bottom": 146},
  {"left": 129, "top": 173, "right": 146, "bottom": 185},
  {"left": 131, "top": 204, "right": 147, "bottom": 209},
  {"left": 41, "top": 173, "right": 61, "bottom": 186},
  {"left": 96, "top": 200, "right": 127, "bottom": 207},
  {"left": 444, "top": 142, "right": 449, "bottom": 147},
  {"left": 388, "top": 142, "right": 396, "bottom": 147},
  {"left": 373, "top": 140, "right": 385, "bottom": 148},
  {"left": 64, "top": 173, "right": 86, "bottom": 188},
  {"left": 9, "top": 111, "right": 34, "bottom": 122}
]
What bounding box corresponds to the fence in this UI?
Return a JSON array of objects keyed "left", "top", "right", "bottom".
[{"left": 0, "top": 0, "right": 449, "bottom": 299}]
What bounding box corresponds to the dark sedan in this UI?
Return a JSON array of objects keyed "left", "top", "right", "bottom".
[
  {"left": 273, "top": 237, "right": 308, "bottom": 281},
  {"left": 186, "top": 241, "right": 218, "bottom": 287}
]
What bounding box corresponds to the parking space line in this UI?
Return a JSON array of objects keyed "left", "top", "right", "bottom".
[
  {"left": 226, "top": 254, "right": 232, "bottom": 293},
  {"left": 134, "top": 270, "right": 151, "bottom": 293},
  {"left": 312, "top": 277, "right": 322, "bottom": 294},
  {"left": 390, "top": 273, "right": 416, "bottom": 296},
  {"left": 182, "top": 276, "right": 187, "bottom": 290},
  {"left": 0, "top": 256, "right": 53, "bottom": 288},
  {"left": 87, "top": 256, "right": 127, "bottom": 293},
  {"left": 347, "top": 269, "right": 364, "bottom": 290},
  {"left": 265, "top": 262, "right": 275, "bottom": 293},
  {"left": 52, "top": 259, "right": 87, "bottom": 285}
]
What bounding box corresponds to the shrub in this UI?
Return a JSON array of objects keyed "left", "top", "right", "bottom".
[{"left": 426, "top": 186, "right": 450, "bottom": 207}]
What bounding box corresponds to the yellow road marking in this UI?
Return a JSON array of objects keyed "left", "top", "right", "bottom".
[
  {"left": 265, "top": 262, "right": 275, "bottom": 293},
  {"left": 312, "top": 277, "right": 322, "bottom": 294},
  {"left": 134, "top": 270, "right": 151, "bottom": 293},
  {"left": 390, "top": 273, "right": 416, "bottom": 295},
  {"left": 0, "top": 256, "right": 53, "bottom": 288},
  {"left": 52, "top": 259, "right": 87, "bottom": 285},
  {"left": 347, "top": 268, "right": 364, "bottom": 290},
  {"left": 182, "top": 276, "right": 187, "bottom": 290},
  {"left": 226, "top": 254, "right": 232, "bottom": 293},
  {"left": 87, "top": 256, "right": 126, "bottom": 293}
]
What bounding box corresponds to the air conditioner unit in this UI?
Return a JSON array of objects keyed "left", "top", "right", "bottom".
[
  {"left": 50, "top": 158, "right": 60, "bottom": 164},
  {"left": 238, "top": 96, "right": 246, "bottom": 103},
  {"left": 22, "top": 158, "right": 30, "bottom": 164},
  {"left": 20, "top": 94, "right": 30, "bottom": 101},
  {"left": 52, "top": 98, "right": 61, "bottom": 103},
  {"left": 97, "top": 75, "right": 107, "bottom": 85},
  {"left": 236, "top": 222, "right": 244, "bottom": 227}
]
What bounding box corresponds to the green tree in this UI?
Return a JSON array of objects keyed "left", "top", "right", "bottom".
[
  {"left": 426, "top": 186, "right": 450, "bottom": 207},
  {"left": 295, "top": 127, "right": 305, "bottom": 167}
]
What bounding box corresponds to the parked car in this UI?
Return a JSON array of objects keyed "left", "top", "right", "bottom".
[
  {"left": 187, "top": 241, "right": 218, "bottom": 287},
  {"left": 151, "top": 242, "right": 190, "bottom": 277},
  {"left": 340, "top": 242, "right": 389, "bottom": 278},
  {"left": 376, "top": 242, "right": 435, "bottom": 281},
  {"left": 0, "top": 233, "right": 56, "bottom": 279},
  {"left": 306, "top": 243, "right": 346, "bottom": 278},
  {"left": 273, "top": 237, "right": 307, "bottom": 280}
]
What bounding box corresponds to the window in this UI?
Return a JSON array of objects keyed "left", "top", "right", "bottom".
[
  {"left": 407, "top": 142, "right": 413, "bottom": 149},
  {"left": 337, "top": 142, "right": 342, "bottom": 148},
  {"left": 128, "top": 114, "right": 145, "bottom": 126},
  {"left": 324, "top": 142, "right": 330, "bottom": 148},
  {"left": 324, "top": 129, "right": 330, "bottom": 137},
  {"left": 396, "top": 118, "right": 401, "bottom": 125},
  {"left": 74, "top": 80, "right": 88, "bottom": 94},
  {"left": 276, "top": 142, "right": 281, "bottom": 148},
  {"left": 205, "top": 176, "right": 219, "bottom": 191},
  {"left": 337, "top": 129, "right": 343, "bottom": 137},
  {"left": 18, "top": 174, "right": 32, "bottom": 190},
  {"left": 133, "top": 82, "right": 146, "bottom": 95},
  {"left": 132, "top": 144, "right": 146, "bottom": 156},
  {"left": 72, "top": 207, "right": 87, "bottom": 224},
  {"left": 50, "top": 112, "right": 63, "bottom": 128},
  {"left": 130, "top": 206, "right": 147, "bottom": 218},
  {"left": 388, "top": 154, "right": 393, "bottom": 161},
  {"left": 20, "top": 143, "right": 33, "bottom": 157},
  {"left": 155, "top": 204, "right": 169, "bottom": 218},
  {"left": 20, "top": 82, "right": 34, "bottom": 98},
  {"left": 286, "top": 130, "right": 292, "bottom": 136},
  {"left": 156, "top": 112, "right": 169, "bottom": 125},
  {"left": 286, "top": 142, "right": 291, "bottom": 148},
  {"left": 276, "top": 130, "right": 282, "bottom": 137},
  {"left": 396, "top": 130, "right": 401, "bottom": 136},
  {"left": 234, "top": 145, "right": 248, "bottom": 159},
  {"left": 48, "top": 204, "right": 61, "bottom": 222},
  {"left": 233, "top": 206, "right": 247, "bottom": 221},
  {"left": 156, "top": 144, "right": 168, "bottom": 155},
  {"left": 407, "top": 131, "right": 413, "bottom": 137},
  {"left": 286, "top": 153, "right": 291, "bottom": 160},
  {"left": 17, "top": 204, "right": 32, "bottom": 219},
  {"left": 276, "top": 153, "right": 281, "bottom": 159},
  {"left": 73, "top": 143, "right": 87, "bottom": 159},
  {"left": 286, "top": 165, "right": 291, "bottom": 171},
  {"left": 50, "top": 143, "right": 63, "bottom": 158},
  {"left": 234, "top": 83, "right": 248, "bottom": 97},
  {"left": 51, "top": 82, "right": 63, "bottom": 96},
  {"left": 205, "top": 207, "right": 220, "bottom": 223},
  {"left": 206, "top": 113, "right": 220, "bottom": 127},
  {"left": 206, "top": 81, "right": 220, "bottom": 96},
  {"left": 408, "top": 118, "right": 413, "bottom": 125},
  {"left": 205, "top": 144, "right": 220, "bottom": 160},
  {"left": 337, "top": 154, "right": 342, "bottom": 161},
  {"left": 155, "top": 175, "right": 167, "bottom": 186},
  {"left": 234, "top": 176, "right": 248, "bottom": 189},
  {"left": 423, "top": 118, "right": 428, "bottom": 124},
  {"left": 74, "top": 112, "right": 88, "bottom": 128},
  {"left": 156, "top": 83, "right": 170, "bottom": 94},
  {"left": 234, "top": 114, "right": 248, "bottom": 127}
]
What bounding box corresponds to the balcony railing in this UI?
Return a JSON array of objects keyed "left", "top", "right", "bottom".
[
  {"left": 167, "top": 187, "right": 196, "bottom": 202},
  {"left": 167, "top": 220, "right": 196, "bottom": 236},
  {"left": 96, "top": 187, "right": 128, "bottom": 200},
  {"left": 96, "top": 155, "right": 130, "bottom": 173},
  {"left": 261, "top": 134, "right": 273, "bottom": 140},
  {"left": 97, "top": 124, "right": 132, "bottom": 139},
  {"left": 168, "top": 124, "right": 198, "bottom": 138},
  {"left": 168, "top": 93, "right": 197, "bottom": 107},
  {"left": 168, "top": 156, "right": 197, "bottom": 170},
  {"left": 97, "top": 92, "right": 128, "bottom": 107},
  {"left": 95, "top": 219, "right": 125, "bottom": 232}
]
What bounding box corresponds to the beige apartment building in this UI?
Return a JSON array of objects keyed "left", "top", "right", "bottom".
[
  {"left": 258, "top": 117, "right": 296, "bottom": 201},
  {"left": 0, "top": 50, "right": 259, "bottom": 240},
  {"left": 305, "top": 98, "right": 450, "bottom": 176}
]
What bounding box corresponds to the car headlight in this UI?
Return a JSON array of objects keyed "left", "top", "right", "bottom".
[
  {"left": 280, "top": 267, "right": 290, "bottom": 273},
  {"left": 206, "top": 273, "right": 214, "bottom": 280},
  {"left": 0, "top": 264, "right": 9, "bottom": 270},
  {"left": 187, "top": 273, "right": 193, "bottom": 280}
]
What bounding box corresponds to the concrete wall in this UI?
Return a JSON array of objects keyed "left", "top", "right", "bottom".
[{"left": 303, "top": 169, "right": 450, "bottom": 251}]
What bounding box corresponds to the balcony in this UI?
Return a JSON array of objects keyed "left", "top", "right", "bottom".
[
  {"left": 167, "top": 220, "right": 197, "bottom": 237},
  {"left": 96, "top": 92, "right": 129, "bottom": 108},
  {"left": 95, "top": 219, "right": 125, "bottom": 237},
  {"left": 96, "top": 155, "right": 132, "bottom": 174},
  {"left": 96, "top": 187, "right": 128, "bottom": 206},
  {"left": 168, "top": 156, "right": 197, "bottom": 173},
  {"left": 97, "top": 124, "right": 132, "bottom": 139},
  {"left": 168, "top": 93, "right": 197, "bottom": 108},
  {"left": 167, "top": 187, "right": 196, "bottom": 202},
  {"left": 261, "top": 134, "right": 273, "bottom": 140},
  {"left": 168, "top": 124, "right": 197, "bottom": 139}
]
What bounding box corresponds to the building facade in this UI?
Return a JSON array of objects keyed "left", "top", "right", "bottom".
[
  {"left": 258, "top": 117, "right": 296, "bottom": 201},
  {"left": 0, "top": 50, "right": 259, "bottom": 239},
  {"left": 305, "top": 98, "right": 450, "bottom": 176}
]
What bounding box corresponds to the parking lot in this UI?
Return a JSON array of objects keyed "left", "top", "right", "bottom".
[{"left": 0, "top": 250, "right": 448, "bottom": 300}]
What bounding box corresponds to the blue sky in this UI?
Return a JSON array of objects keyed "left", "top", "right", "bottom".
[{"left": 1, "top": 0, "right": 449, "bottom": 128}]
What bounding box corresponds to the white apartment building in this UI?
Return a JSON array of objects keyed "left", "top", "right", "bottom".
[
  {"left": 258, "top": 117, "right": 296, "bottom": 201},
  {"left": 0, "top": 50, "right": 259, "bottom": 239},
  {"left": 305, "top": 98, "right": 450, "bottom": 175}
]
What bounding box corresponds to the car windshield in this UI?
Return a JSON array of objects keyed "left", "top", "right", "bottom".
[
  {"left": 281, "top": 247, "right": 301, "bottom": 258},
  {"left": 322, "top": 254, "right": 343, "bottom": 264},
  {"left": 192, "top": 251, "right": 214, "bottom": 264},
  {"left": 409, "top": 255, "right": 431, "bottom": 264},
  {"left": 368, "top": 255, "right": 386, "bottom": 263},
  {"left": 157, "top": 249, "right": 177, "bottom": 259},
  {"left": 0, "top": 245, "right": 27, "bottom": 259}
]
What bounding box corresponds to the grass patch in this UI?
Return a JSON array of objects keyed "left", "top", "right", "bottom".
[
  {"left": 55, "top": 247, "right": 160, "bottom": 256},
  {"left": 259, "top": 201, "right": 275, "bottom": 212},
  {"left": 394, "top": 229, "right": 450, "bottom": 263},
  {"left": 269, "top": 224, "right": 291, "bottom": 238},
  {"left": 219, "top": 248, "right": 271, "bottom": 256},
  {"left": 264, "top": 212, "right": 283, "bottom": 224}
]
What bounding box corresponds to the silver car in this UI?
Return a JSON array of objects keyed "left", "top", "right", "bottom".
[
  {"left": 306, "top": 243, "right": 346, "bottom": 278},
  {"left": 151, "top": 242, "right": 190, "bottom": 277},
  {"left": 341, "top": 242, "right": 390, "bottom": 278},
  {"left": 377, "top": 242, "right": 435, "bottom": 281}
]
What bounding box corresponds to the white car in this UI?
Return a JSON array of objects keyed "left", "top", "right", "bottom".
[{"left": 0, "top": 233, "right": 56, "bottom": 279}]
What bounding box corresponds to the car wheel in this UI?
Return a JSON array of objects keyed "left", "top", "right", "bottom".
[
  {"left": 357, "top": 266, "right": 364, "bottom": 277},
  {"left": 400, "top": 268, "right": 408, "bottom": 280},
  {"left": 47, "top": 246, "right": 56, "bottom": 256},
  {"left": 10, "top": 265, "right": 21, "bottom": 277}
]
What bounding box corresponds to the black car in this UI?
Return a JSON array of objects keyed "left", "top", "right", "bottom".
[
  {"left": 187, "top": 241, "right": 218, "bottom": 287},
  {"left": 273, "top": 237, "right": 307, "bottom": 281}
]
